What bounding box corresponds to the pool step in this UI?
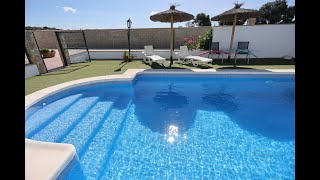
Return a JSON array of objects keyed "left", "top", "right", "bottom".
[
  {"left": 26, "top": 94, "right": 83, "bottom": 138},
  {"left": 60, "top": 96, "right": 119, "bottom": 156},
  {"left": 79, "top": 96, "right": 132, "bottom": 179},
  {"left": 30, "top": 96, "right": 100, "bottom": 142},
  {"left": 97, "top": 105, "right": 135, "bottom": 179},
  {"left": 25, "top": 104, "right": 42, "bottom": 121}
]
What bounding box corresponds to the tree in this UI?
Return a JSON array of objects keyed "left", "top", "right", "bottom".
[
  {"left": 283, "top": 5, "right": 295, "bottom": 23},
  {"left": 25, "top": 26, "right": 61, "bottom": 30},
  {"left": 185, "top": 21, "right": 195, "bottom": 27},
  {"left": 256, "top": 0, "right": 295, "bottom": 24},
  {"left": 192, "top": 13, "right": 212, "bottom": 26},
  {"left": 198, "top": 29, "right": 212, "bottom": 50}
]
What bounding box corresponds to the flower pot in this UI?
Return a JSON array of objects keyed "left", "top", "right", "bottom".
[
  {"left": 41, "top": 51, "right": 56, "bottom": 58},
  {"left": 123, "top": 56, "right": 129, "bottom": 61}
]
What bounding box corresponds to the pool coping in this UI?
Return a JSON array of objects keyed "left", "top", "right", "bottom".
[
  {"left": 25, "top": 139, "right": 76, "bottom": 180},
  {"left": 25, "top": 68, "right": 295, "bottom": 179}
]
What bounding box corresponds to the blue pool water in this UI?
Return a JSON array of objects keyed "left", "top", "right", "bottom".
[{"left": 25, "top": 74, "right": 295, "bottom": 179}]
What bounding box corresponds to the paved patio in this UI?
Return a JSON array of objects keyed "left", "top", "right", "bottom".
[
  {"left": 25, "top": 50, "right": 64, "bottom": 70},
  {"left": 42, "top": 50, "right": 64, "bottom": 71}
]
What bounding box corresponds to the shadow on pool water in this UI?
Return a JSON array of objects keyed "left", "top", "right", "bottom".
[
  {"left": 133, "top": 82, "right": 294, "bottom": 141},
  {"left": 133, "top": 85, "right": 197, "bottom": 134},
  {"left": 228, "top": 87, "right": 295, "bottom": 141}
]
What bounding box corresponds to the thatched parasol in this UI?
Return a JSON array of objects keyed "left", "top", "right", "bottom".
[
  {"left": 150, "top": 5, "right": 194, "bottom": 66},
  {"left": 211, "top": 3, "right": 260, "bottom": 62}
]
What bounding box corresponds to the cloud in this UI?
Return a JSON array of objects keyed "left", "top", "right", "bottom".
[
  {"left": 150, "top": 11, "right": 158, "bottom": 15},
  {"left": 63, "top": 6, "right": 77, "bottom": 13}
]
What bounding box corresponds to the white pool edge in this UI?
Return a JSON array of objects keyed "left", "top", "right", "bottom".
[
  {"left": 25, "top": 139, "right": 76, "bottom": 180},
  {"left": 25, "top": 68, "right": 295, "bottom": 179}
]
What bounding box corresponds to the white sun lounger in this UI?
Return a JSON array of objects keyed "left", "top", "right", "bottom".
[
  {"left": 175, "top": 46, "right": 212, "bottom": 67},
  {"left": 142, "top": 45, "right": 166, "bottom": 65}
]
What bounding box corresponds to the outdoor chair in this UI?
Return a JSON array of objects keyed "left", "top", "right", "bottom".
[
  {"left": 234, "top": 41, "right": 251, "bottom": 64},
  {"left": 175, "top": 46, "right": 212, "bottom": 67},
  {"left": 174, "top": 46, "right": 190, "bottom": 64},
  {"left": 207, "top": 42, "right": 228, "bottom": 63},
  {"left": 142, "top": 45, "right": 166, "bottom": 65}
]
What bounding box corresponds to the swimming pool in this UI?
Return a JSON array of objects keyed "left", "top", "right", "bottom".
[{"left": 25, "top": 73, "right": 295, "bottom": 179}]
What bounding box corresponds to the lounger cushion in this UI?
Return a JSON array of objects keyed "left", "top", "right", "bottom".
[
  {"left": 146, "top": 55, "right": 166, "bottom": 62},
  {"left": 186, "top": 56, "right": 212, "bottom": 63}
]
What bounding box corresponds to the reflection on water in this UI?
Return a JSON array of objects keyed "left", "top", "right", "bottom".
[
  {"left": 165, "top": 125, "right": 179, "bottom": 143},
  {"left": 280, "top": 87, "right": 295, "bottom": 105},
  {"left": 153, "top": 91, "right": 188, "bottom": 110},
  {"left": 201, "top": 90, "right": 238, "bottom": 113},
  {"left": 133, "top": 76, "right": 295, "bottom": 141},
  {"left": 133, "top": 82, "right": 196, "bottom": 134},
  {"left": 228, "top": 82, "right": 295, "bottom": 141}
]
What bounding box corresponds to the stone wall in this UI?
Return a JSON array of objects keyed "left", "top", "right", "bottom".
[
  {"left": 31, "top": 26, "right": 211, "bottom": 49},
  {"left": 25, "top": 31, "right": 47, "bottom": 74},
  {"left": 32, "top": 31, "right": 58, "bottom": 49}
]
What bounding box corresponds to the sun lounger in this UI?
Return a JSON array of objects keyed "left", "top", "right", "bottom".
[
  {"left": 175, "top": 46, "right": 213, "bottom": 67},
  {"left": 142, "top": 45, "right": 166, "bottom": 65}
]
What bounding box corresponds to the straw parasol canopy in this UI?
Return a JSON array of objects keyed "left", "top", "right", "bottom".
[
  {"left": 211, "top": 3, "right": 260, "bottom": 63},
  {"left": 150, "top": 5, "right": 194, "bottom": 66},
  {"left": 211, "top": 3, "right": 260, "bottom": 22}
]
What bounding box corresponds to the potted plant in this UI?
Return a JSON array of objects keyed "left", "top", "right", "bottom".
[
  {"left": 128, "top": 54, "right": 134, "bottom": 61},
  {"left": 123, "top": 51, "right": 134, "bottom": 62},
  {"left": 183, "top": 35, "right": 198, "bottom": 51},
  {"left": 123, "top": 51, "right": 129, "bottom": 61},
  {"left": 40, "top": 48, "right": 56, "bottom": 58}
]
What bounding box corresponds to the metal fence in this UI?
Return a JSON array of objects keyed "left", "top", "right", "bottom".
[
  {"left": 31, "top": 31, "right": 65, "bottom": 72},
  {"left": 56, "top": 31, "right": 91, "bottom": 63}
]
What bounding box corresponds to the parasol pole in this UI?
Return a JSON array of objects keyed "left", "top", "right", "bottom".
[
  {"left": 228, "top": 13, "right": 237, "bottom": 65},
  {"left": 170, "top": 14, "right": 174, "bottom": 66}
]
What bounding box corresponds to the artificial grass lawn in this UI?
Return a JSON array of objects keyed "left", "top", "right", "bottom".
[{"left": 25, "top": 59, "right": 295, "bottom": 95}]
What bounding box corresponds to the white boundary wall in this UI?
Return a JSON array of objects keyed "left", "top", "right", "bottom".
[
  {"left": 89, "top": 50, "right": 206, "bottom": 60},
  {"left": 89, "top": 49, "right": 208, "bottom": 60},
  {"left": 25, "top": 64, "right": 40, "bottom": 79},
  {"left": 212, "top": 24, "right": 295, "bottom": 58},
  {"left": 70, "top": 52, "right": 89, "bottom": 63}
]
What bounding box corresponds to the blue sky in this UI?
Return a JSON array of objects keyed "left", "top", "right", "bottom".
[{"left": 26, "top": 0, "right": 295, "bottom": 29}]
